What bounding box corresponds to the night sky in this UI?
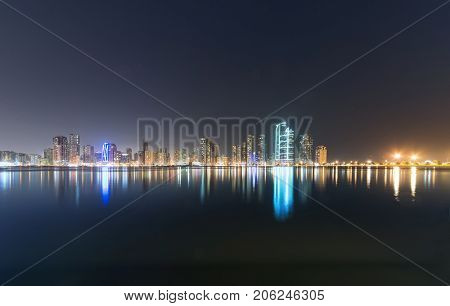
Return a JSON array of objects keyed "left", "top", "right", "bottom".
[{"left": 0, "top": 0, "right": 449, "bottom": 160}]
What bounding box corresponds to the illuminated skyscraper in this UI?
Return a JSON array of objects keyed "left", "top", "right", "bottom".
[
  {"left": 102, "top": 143, "right": 116, "bottom": 163},
  {"left": 181, "top": 148, "right": 188, "bottom": 164},
  {"left": 113, "top": 148, "right": 121, "bottom": 164},
  {"left": 68, "top": 134, "right": 80, "bottom": 164},
  {"left": 231, "top": 145, "right": 238, "bottom": 164},
  {"left": 200, "top": 138, "right": 210, "bottom": 165},
  {"left": 157, "top": 148, "right": 169, "bottom": 165},
  {"left": 315, "top": 146, "right": 327, "bottom": 165},
  {"left": 298, "top": 133, "right": 314, "bottom": 164},
  {"left": 95, "top": 152, "right": 102, "bottom": 163},
  {"left": 236, "top": 144, "right": 241, "bottom": 164},
  {"left": 247, "top": 135, "right": 255, "bottom": 165},
  {"left": 28, "top": 154, "right": 41, "bottom": 166},
  {"left": 44, "top": 147, "right": 53, "bottom": 165},
  {"left": 136, "top": 151, "right": 145, "bottom": 165},
  {"left": 143, "top": 142, "right": 154, "bottom": 165},
  {"left": 274, "top": 122, "right": 294, "bottom": 165},
  {"left": 256, "top": 134, "right": 266, "bottom": 164},
  {"left": 52, "top": 136, "right": 68, "bottom": 165},
  {"left": 82, "top": 145, "right": 95, "bottom": 163},
  {"left": 241, "top": 141, "right": 247, "bottom": 165},
  {"left": 210, "top": 143, "right": 219, "bottom": 165},
  {"left": 199, "top": 138, "right": 218, "bottom": 165},
  {"left": 174, "top": 149, "right": 180, "bottom": 164},
  {"left": 126, "top": 148, "right": 133, "bottom": 162}
]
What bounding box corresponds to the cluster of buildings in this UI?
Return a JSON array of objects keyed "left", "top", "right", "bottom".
[
  {"left": 0, "top": 122, "right": 329, "bottom": 167},
  {"left": 138, "top": 122, "right": 327, "bottom": 166}
]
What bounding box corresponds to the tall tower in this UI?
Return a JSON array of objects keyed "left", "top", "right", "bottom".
[
  {"left": 82, "top": 145, "right": 95, "bottom": 163},
  {"left": 246, "top": 135, "right": 255, "bottom": 165},
  {"left": 126, "top": 148, "right": 133, "bottom": 162},
  {"left": 236, "top": 144, "right": 241, "bottom": 164},
  {"left": 315, "top": 146, "right": 327, "bottom": 165},
  {"left": 298, "top": 133, "right": 314, "bottom": 164},
  {"left": 231, "top": 145, "right": 238, "bottom": 165},
  {"left": 274, "top": 122, "right": 294, "bottom": 165},
  {"left": 68, "top": 134, "right": 80, "bottom": 164},
  {"left": 256, "top": 134, "right": 266, "bottom": 165},
  {"left": 52, "top": 136, "right": 68, "bottom": 165},
  {"left": 44, "top": 147, "right": 54, "bottom": 165},
  {"left": 241, "top": 141, "right": 247, "bottom": 165},
  {"left": 102, "top": 143, "right": 116, "bottom": 163},
  {"left": 200, "top": 138, "right": 209, "bottom": 165}
]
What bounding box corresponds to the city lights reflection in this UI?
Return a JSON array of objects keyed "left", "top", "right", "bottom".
[
  {"left": 101, "top": 167, "right": 111, "bottom": 205},
  {"left": 272, "top": 167, "right": 294, "bottom": 221},
  {"left": 0, "top": 167, "right": 443, "bottom": 220},
  {"left": 393, "top": 167, "right": 400, "bottom": 200},
  {"left": 0, "top": 171, "right": 12, "bottom": 190},
  {"left": 410, "top": 167, "right": 417, "bottom": 199}
]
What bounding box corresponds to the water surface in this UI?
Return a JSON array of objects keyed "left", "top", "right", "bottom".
[{"left": 0, "top": 167, "right": 449, "bottom": 285}]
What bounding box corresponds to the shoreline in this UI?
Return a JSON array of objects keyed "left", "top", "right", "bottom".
[{"left": 0, "top": 165, "right": 449, "bottom": 171}]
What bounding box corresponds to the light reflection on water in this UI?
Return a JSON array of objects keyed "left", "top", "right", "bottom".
[
  {"left": 273, "top": 167, "right": 294, "bottom": 221},
  {"left": 0, "top": 167, "right": 446, "bottom": 221}
]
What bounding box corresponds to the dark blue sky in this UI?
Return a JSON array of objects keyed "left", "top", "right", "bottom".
[{"left": 0, "top": 0, "right": 449, "bottom": 160}]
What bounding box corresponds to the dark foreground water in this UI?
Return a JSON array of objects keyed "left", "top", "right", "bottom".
[{"left": 0, "top": 167, "right": 449, "bottom": 285}]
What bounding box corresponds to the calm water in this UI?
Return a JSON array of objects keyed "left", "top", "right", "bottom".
[{"left": 0, "top": 167, "right": 449, "bottom": 285}]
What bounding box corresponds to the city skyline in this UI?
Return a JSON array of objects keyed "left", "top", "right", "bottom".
[
  {"left": 1, "top": 124, "right": 331, "bottom": 166},
  {"left": 2, "top": 126, "right": 450, "bottom": 166}
]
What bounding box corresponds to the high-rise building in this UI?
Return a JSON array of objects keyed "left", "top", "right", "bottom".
[
  {"left": 274, "top": 122, "right": 294, "bottom": 165},
  {"left": 241, "top": 141, "right": 247, "bottom": 165},
  {"left": 256, "top": 134, "right": 266, "bottom": 164},
  {"left": 315, "top": 146, "right": 327, "bottom": 165},
  {"left": 102, "top": 143, "right": 116, "bottom": 163},
  {"left": 95, "top": 152, "right": 102, "bottom": 163},
  {"left": 52, "top": 136, "right": 68, "bottom": 165},
  {"left": 157, "top": 148, "right": 169, "bottom": 165},
  {"left": 0, "top": 151, "right": 15, "bottom": 163},
  {"left": 121, "top": 153, "right": 130, "bottom": 164},
  {"left": 144, "top": 150, "right": 154, "bottom": 166},
  {"left": 190, "top": 147, "right": 200, "bottom": 164},
  {"left": 136, "top": 151, "right": 145, "bottom": 165},
  {"left": 28, "top": 154, "right": 41, "bottom": 166},
  {"left": 114, "top": 149, "right": 121, "bottom": 164},
  {"left": 246, "top": 135, "right": 255, "bottom": 165},
  {"left": 143, "top": 142, "right": 153, "bottom": 166},
  {"left": 68, "top": 134, "right": 80, "bottom": 164},
  {"left": 126, "top": 148, "right": 133, "bottom": 162},
  {"left": 210, "top": 143, "right": 219, "bottom": 165},
  {"left": 199, "top": 138, "right": 219, "bottom": 165},
  {"left": 82, "top": 145, "right": 95, "bottom": 163},
  {"left": 236, "top": 144, "right": 241, "bottom": 164},
  {"left": 44, "top": 148, "right": 53, "bottom": 165},
  {"left": 231, "top": 145, "right": 238, "bottom": 165},
  {"left": 181, "top": 148, "right": 188, "bottom": 164},
  {"left": 200, "top": 138, "right": 210, "bottom": 165},
  {"left": 298, "top": 133, "right": 314, "bottom": 164},
  {"left": 15, "top": 153, "right": 27, "bottom": 164},
  {"left": 174, "top": 149, "right": 180, "bottom": 164}
]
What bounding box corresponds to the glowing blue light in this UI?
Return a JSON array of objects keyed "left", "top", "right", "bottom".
[
  {"left": 101, "top": 167, "right": 111, "bottom": 205},
  {"left": 102, "top": 143, "right": 111, "bottom": 163},
  {"left": 273, "top": 167, "right": 294, "bottom": 221}
]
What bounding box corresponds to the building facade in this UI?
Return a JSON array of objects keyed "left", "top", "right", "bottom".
[
  {"left": 256, "top": 134, "right": 266, "bottom": 164},
  {"left": 315, "top": 145, "right": 327, "bottom": 165},
  {"left": 298, "top": 133, "right": 314, "bottom": 164},
  {"left": 52, "top": 136, "right": 68, "bottom": 165},
  {"left": 68, "top": 133, "right": 80, "bottom": 164},
  {"left": 82, "top": 145, "right": 95, "bottom": 163},
  {"left": 274, "top": 122, "right": 294, "bottom": 165}
]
